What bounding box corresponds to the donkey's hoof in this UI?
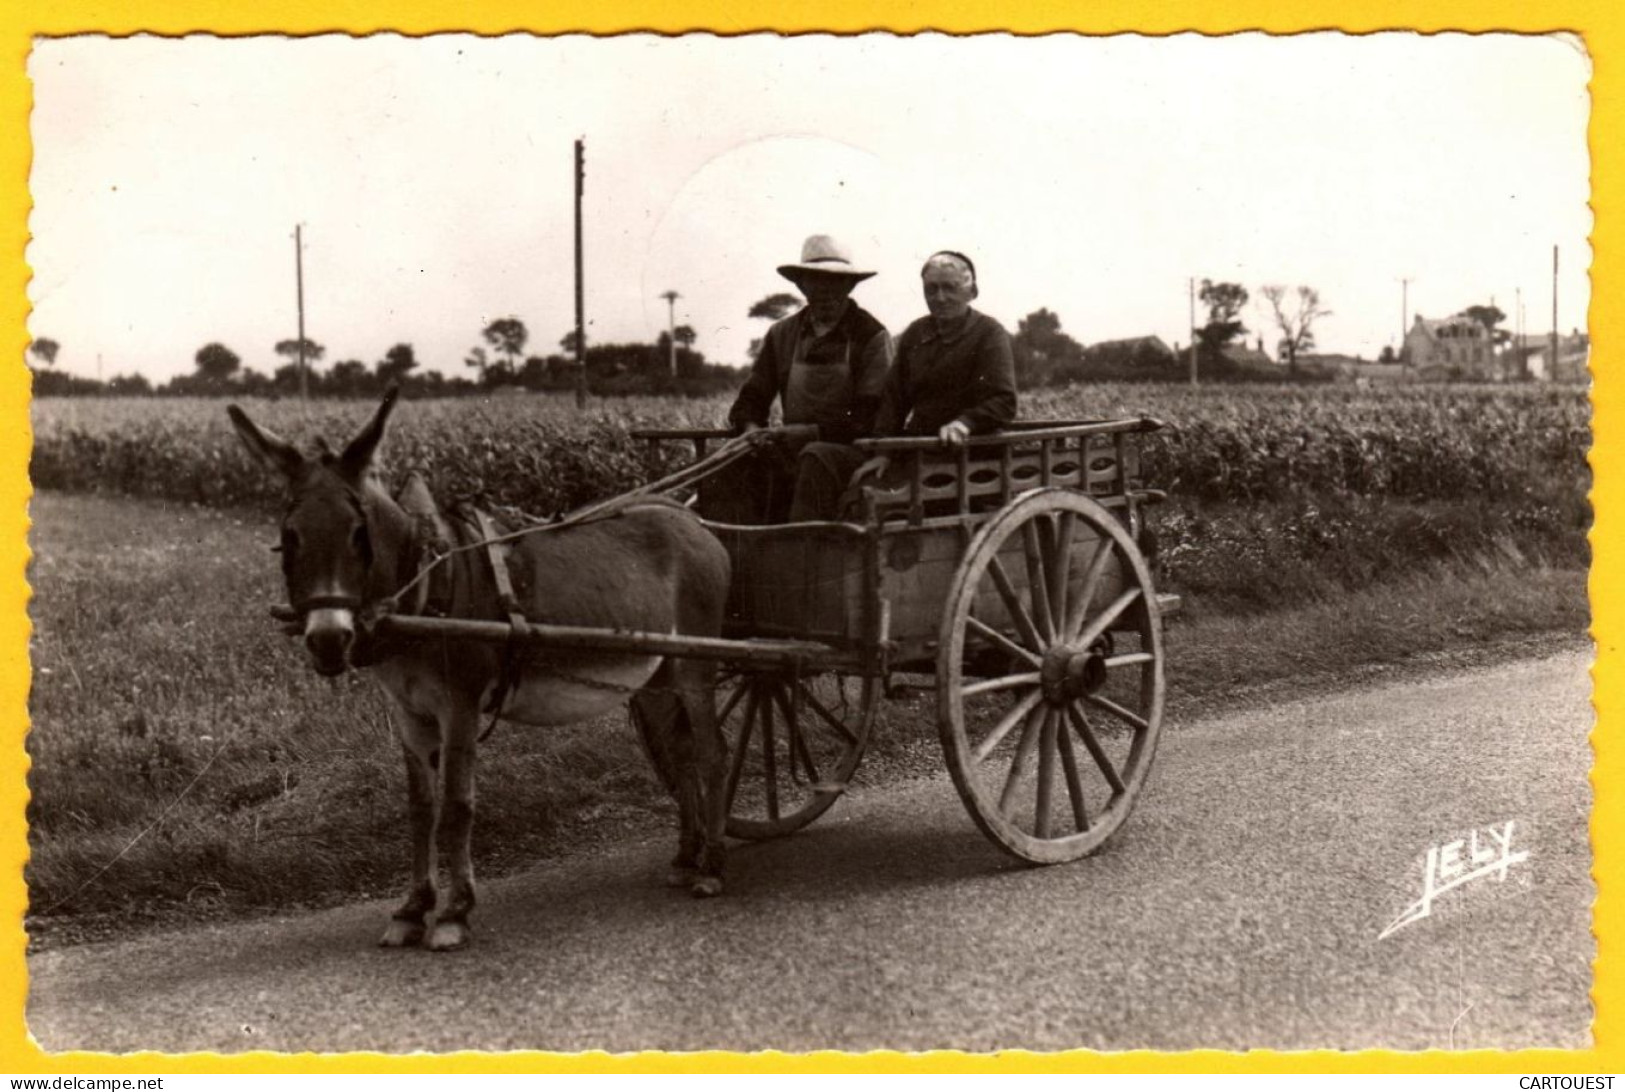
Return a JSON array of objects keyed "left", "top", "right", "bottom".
[
  {"left": 426, "top": 920, "right": 472, "bottom": 951},
  {"left": 379, "top": 919, "right": 426, "bottom": 948},
  {"left": 690, "top": 875, "right": 724, "bottom": 899}
]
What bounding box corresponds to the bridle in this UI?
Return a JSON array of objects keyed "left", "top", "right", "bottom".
[
  {"left": 294, "top": 592, "right": 367, "bottom": 614},
  {"left": 281, "top": 477, "right": 381, "bottom": 620}
]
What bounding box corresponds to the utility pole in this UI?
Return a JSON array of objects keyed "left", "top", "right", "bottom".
[
  {"left": 1400, "top": 277, "right": 1411, "bottom": 343},
  {"left": 1399, "top": 276, "right": 1412, "bottom": 381},
  {"left": 574, "top": 138, "right": 587, "bottom": 410},
  {"left": 660, "top": 290, "right": 681, "bottom": 377},
  {"left": 1188, "top": 277, "right": 1197, "bottom": 387},
  {"left": 1550, "top": 245, "right": 1560, "bottom": 381},
  {"left": 294, "top": 224, "right": 308, "bottom": 402},
  {"left": 1516, "top": 286, "right": 1524, "bottom": 378},
  {"left": 1490, "top": 293, "right": 1499, "bottom": 380}
]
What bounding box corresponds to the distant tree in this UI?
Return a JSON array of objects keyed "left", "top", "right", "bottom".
[
  {"left": 235, "top": 368, "right": 274, "bottom": 397},
  {"left": 748, "top": 293, "right": 802, "bottom": 321},
  {"left": 559, "top": 330, "right": 583, "bottom": 355},
  {"left": 328, "top": 359, "right": 373, "bottom": 397},
  {"left": 1378, "top": 345, "right": 1398, "bottom": 364},
  {"left": 376, "top": 342, "right": 418, "bottom": 386},
  {"left": 1261, "top": 285, "right": 1331, "bottom": 374},
  {"left": 1196, "top": 281, "right": 1249, "bottom": 354},
  {"left": 272, "top": 362, "right": 308, "bottom": 396},
  {"left": 274, "top": 338, "right": 325, "bottom": 365},
  {"left": 673, "top": 324, "right": 697, "bottom": 349},
  {"left": 485, "top": 357, "right": 517, "bottom": 386},
  {"left": 194, "top": 342, "right": 242, "bottom": 383},
  {"left": 33, "top": 370, "right": 103, "bottom": 396},
  {"left": 517, "top": 355, "right": 552, "bottom": 390},
  {"left": 1463, "top": 303, "right": 1512, "bottom": 348},
  {"left": 28, "top": 337, "right": 59, "bottom": 368},
  {"left": 482, "top": 317, "right": 528, "bottom": 371},
  {"left": 1012, "top": 308, "right": 1084, "bottom": 386},
  {"left": 747, "top": 292, "right": 802, "bottom": 360},
  {"left": 271, "top": 338, "right": 324, "bottom": 397},
  {"left": 107, "top": 372, "right": 152, "bottom": 396}
]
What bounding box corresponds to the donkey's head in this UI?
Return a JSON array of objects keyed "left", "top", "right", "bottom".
[{"left": 227, "top": 387, "right": 400, "bottom": 676}]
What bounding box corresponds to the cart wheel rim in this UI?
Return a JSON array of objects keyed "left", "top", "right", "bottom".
[
  {"left": 720, "top": 668, "right": 878, "bottom": 841},
  {"left": 938, "top": 487, "right": 1165, "bottom": 864}
]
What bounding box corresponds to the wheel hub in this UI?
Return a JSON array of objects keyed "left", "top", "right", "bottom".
[{"left": 1040, "top": 644, "right": 1108, "bottom": 704}]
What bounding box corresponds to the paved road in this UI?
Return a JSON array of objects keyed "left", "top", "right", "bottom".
[{"left": 28, "top": 649, "right": 1593, "bottom": 1054}]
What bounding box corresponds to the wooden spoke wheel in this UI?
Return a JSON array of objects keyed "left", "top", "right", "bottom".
[
  {"left": 715, "top": 667, "right": 878, "bottom": 840},
  {"left": 938, "top": 488, "right": 1166, "bottom": 864}
]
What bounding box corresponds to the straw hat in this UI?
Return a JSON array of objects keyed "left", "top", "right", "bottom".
[{"left": 776, "top": 235, "right": 876, "bottom": 283}]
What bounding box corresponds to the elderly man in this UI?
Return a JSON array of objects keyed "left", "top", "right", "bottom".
[
  {"left": 703, "top": 234, "right": 892, "bottom": 524},
  {"left": 793, "top": 249, "right": 1017, "bottom": 521}
]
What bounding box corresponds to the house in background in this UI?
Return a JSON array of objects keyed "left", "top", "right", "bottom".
[
  {"left": 1402, "top": 313, "right": 1498, "bottom": 380},
  {"left": 1217, "top": 341, "right": 1276, "bottom": 372},
  {"left": 1517, "top": 330, "right": 1590, "bottom": 383}
]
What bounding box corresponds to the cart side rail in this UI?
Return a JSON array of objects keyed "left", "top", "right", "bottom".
[
  {"left": 854, "top": 417, "right": 1164, "bottom": 524},
  {"left": 851, "top": 416, "right": 1165, "bottom": 453}
]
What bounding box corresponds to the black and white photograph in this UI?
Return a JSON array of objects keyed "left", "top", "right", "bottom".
[{"left": 21, "top": 32, "right": 1594, "bottom": 1055}]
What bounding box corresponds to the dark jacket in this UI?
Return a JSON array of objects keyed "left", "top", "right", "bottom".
[
  {"left": 727, "top": 303, "right": 892, "bottom": 445},
  {"left": 875, "top": 308, "right": 1017, "bottom": 436}
]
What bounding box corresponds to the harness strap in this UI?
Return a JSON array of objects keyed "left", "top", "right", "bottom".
[{"left": 475, "top": 508, "right": 531, "bottom": 740}]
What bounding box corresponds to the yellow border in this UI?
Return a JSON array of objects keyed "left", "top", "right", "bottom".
[{"left": 2, "top": 7, "right": 1611, "bottom": 1075}]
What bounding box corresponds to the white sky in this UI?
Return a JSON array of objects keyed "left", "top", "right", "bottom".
[{"left": 26, "top": 32, "right": 1592, "bottom": 383}]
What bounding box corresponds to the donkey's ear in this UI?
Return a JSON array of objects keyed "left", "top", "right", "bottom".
[
  {"left": 339, "top": 384, "right": 401, "bottom": 476},
  {"left": 227, "top": 404, "right": 304, "bottom": 480}
]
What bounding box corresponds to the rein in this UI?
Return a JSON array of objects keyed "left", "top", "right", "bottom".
[{"left": 377, "top": 431, "right": 759, "bottom": 617}]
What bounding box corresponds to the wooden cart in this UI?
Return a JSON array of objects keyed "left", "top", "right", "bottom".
[{"left": 623, "top": 418, "right": 1180, "bottom": 864}]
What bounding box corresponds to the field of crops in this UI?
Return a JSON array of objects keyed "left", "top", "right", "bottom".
[{"left": 30, "top": 383, "right": 1591, "bottom": 517}]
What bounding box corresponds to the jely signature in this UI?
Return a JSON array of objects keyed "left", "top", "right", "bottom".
[{"left": 1379, "top": 820, "right": 1529, "bottom": 940}]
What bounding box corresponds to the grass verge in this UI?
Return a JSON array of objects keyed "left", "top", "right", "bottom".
[{"left": 24, "top": 490, "right": 1589, "bottom": 948}]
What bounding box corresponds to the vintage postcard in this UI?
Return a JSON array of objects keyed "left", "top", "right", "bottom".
[{"left": 6, "top": 23, "right": 1610, "bottom": 1072}]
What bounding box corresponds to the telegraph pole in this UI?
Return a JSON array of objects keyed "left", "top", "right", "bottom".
[
  {"left": 660, "top": 290, "right": 681, "bottom": 377},
  {"left": 1550, "top": 245, "right": 1560, "bottom": 381},
  {"left": 1400, "top": 277, "right": 1411, "bottom": 343},
  {"left": 1188, "top": 277, "right": 1197, "bottom": 386},
  {"left": 294, "top": 224, "right": 308, "bottom": 402},
  {"left": 1516, "top": 286, "right": 1524, "bottom": 377},
  {"left": 1399, "top": 276, "right": 1412, "bottom": 380},
  {"left": 574, "top": 139, "right": 587, "bottom": 409}
]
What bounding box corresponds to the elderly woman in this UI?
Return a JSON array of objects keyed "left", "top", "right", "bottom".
[{"left": 790, "top": 249, "right": 1017, "bottom": 520}]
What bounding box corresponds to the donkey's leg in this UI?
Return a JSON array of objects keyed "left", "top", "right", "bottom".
[
  {"left": 381, "top": 715, "right": 439, "bottom": 948},
  {"left": 667, "top": 736, "right": 703, "bottom": 890},
  {"left": 426, "top": 708, "right": 479, "bottom": 952},
  {"left": 632, "top": 669, "right": 701, "bottom": 887},
  {"left": 676, "top": 658, "right": 727, "bottom": 898}
]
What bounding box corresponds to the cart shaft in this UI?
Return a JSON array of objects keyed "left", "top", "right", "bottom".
[{"left": 376, "top": 614, "right": 856, "bottom": 669}]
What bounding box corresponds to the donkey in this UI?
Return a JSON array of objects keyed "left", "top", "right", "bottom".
[{"left": 227, "top": 388, "right": 733, "bottom": 951}]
